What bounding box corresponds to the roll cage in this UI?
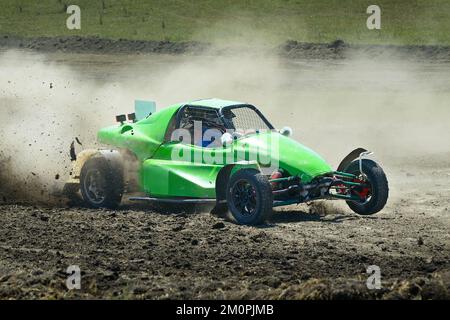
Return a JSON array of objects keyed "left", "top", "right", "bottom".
[{"left": 174, "top": 104, "right": 274, "bottom": 132}]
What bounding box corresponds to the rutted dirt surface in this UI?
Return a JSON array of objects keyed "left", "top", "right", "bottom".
[
  {"left": 0, "top": 47, "right": 449, "bottom": 299},
  {"left": 1, "top": 159, "right": 450, "bottom": 299},
  {"left": 0, "top": 165, "right": 449, "bottom": 300}
]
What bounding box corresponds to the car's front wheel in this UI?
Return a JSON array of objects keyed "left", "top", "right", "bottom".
[
  {"left": 344, "top": 159, "right": 389, "bottom": 215},
  {"left": 226, "top": 169, "right": 273, "bottom": 225}
]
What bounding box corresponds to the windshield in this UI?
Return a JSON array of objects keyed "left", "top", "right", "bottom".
[{"left": 221, "top": 105, "right": 273, "bottom": 133}]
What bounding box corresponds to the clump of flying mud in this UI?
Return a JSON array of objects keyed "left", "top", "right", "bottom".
[
  {"left": 306, "top": 201, "right": 344, "bottom": 216},
  {"left": 0, "top": 51, "right": 121, "bottom": 204}
]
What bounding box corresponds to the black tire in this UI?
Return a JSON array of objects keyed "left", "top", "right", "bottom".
[
  {"left": 344, "top": 159, "right": 389, "bottom": 215},
  {"left": 80, "top": 156, "right": 124, "bottom": 209},
  {"left": 226, "top": 169, "right": 273, "bottom": 225}
]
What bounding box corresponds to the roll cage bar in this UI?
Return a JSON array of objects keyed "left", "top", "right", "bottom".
[{"left": 175, "top": 104, "right": 275, "bottom": 131}]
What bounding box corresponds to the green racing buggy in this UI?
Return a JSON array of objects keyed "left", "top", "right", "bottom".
[{"left": 66, "top": 98, "right": 389, "bottom": 225}]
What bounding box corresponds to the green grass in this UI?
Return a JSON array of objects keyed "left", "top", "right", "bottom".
[{"left": 1, "top": 0, "right": 450, "bottom": 45}]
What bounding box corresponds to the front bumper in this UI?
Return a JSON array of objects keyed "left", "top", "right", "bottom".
[{"left": 270, "top": 171, "right": 366, "bottom": 207}]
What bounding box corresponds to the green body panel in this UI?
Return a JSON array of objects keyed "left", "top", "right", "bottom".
[
  {"left": 236, "top": 132, "right": 332, "bottom": 182},
  {"left": 142, "top": 141, "right": 260, "bottom": 198},
  {"left": 96, "top": 99, "right": 333, "bottom": 199},
  {"left": 139, "top": 131, "right": 331, "bottom": 198},
  {"left": 141, "top": 159, "right": 220, "bottom": 198},
  {"left": 97, "top": 104, "right": 180, "bottom": 160}
]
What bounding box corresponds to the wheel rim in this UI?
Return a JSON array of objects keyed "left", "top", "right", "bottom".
[
  {"left": 83, "top": 169, "right": 106, "bottom": 204},
  {"left": 231, "top": 179, "right": 257, "bottom": 216}
]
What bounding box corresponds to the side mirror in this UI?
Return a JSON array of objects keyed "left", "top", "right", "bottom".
[
  {"left": 116, "top": 114, "right": 126, "bottom": 125},
  {"left": 127, "top": 113, "right": 136, "bottom": 123},
  {"left": 280, "top": 126, "right": 293, "bottom": 137}
]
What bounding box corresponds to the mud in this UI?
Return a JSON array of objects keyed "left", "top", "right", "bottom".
[
  {"left": 3, "top": 36, "right": 450, "bottom": 61},
  {"left": 281, "top": 40, "right": 450, "bottom": 61},
  {"left": 0, "top": 167, "right": 449, "bottom": 299},
  {"left": 0, "top": 46, "right": 449, "bottom": 299}
]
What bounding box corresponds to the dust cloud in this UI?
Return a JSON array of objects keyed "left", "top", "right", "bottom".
[{"left": 0, "top": 47, "right": 449, "bottom": 203}]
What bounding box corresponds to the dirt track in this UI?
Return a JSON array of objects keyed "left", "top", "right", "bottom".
[
  {"left": 0, "top": 46, "right": 449, "bottom": 299},
  {"left": 0, "top": 162, "right": 449, "bottom": 299}
]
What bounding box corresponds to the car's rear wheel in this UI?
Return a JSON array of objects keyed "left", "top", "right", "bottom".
[
  {"left": 344, "top": 159, "right": 389, "bottom": 215},
  {"left": 80, "top": 157, "right": 124, "bottom": 209},
  {"left": 226, "top": 169, "right": 273, "bottom": 225}
]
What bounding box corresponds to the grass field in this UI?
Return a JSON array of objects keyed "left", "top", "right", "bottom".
[{"left": 1, "top": 0, "right": 450, "bottom": 45}]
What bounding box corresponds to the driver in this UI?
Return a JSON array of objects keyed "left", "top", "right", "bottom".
[{"left": 192, "top": 120, "right": 224, "bottom": 148}]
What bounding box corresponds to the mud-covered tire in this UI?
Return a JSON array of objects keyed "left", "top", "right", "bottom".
[
  {"left": 226, "top": 169, "right": 273, "bottom": 225},
  {"left": 80, "top": 157, "right": 124, "bottom": 209},
  {"left": 344, "top": 159, "right": 389, "bottom": 215}
]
